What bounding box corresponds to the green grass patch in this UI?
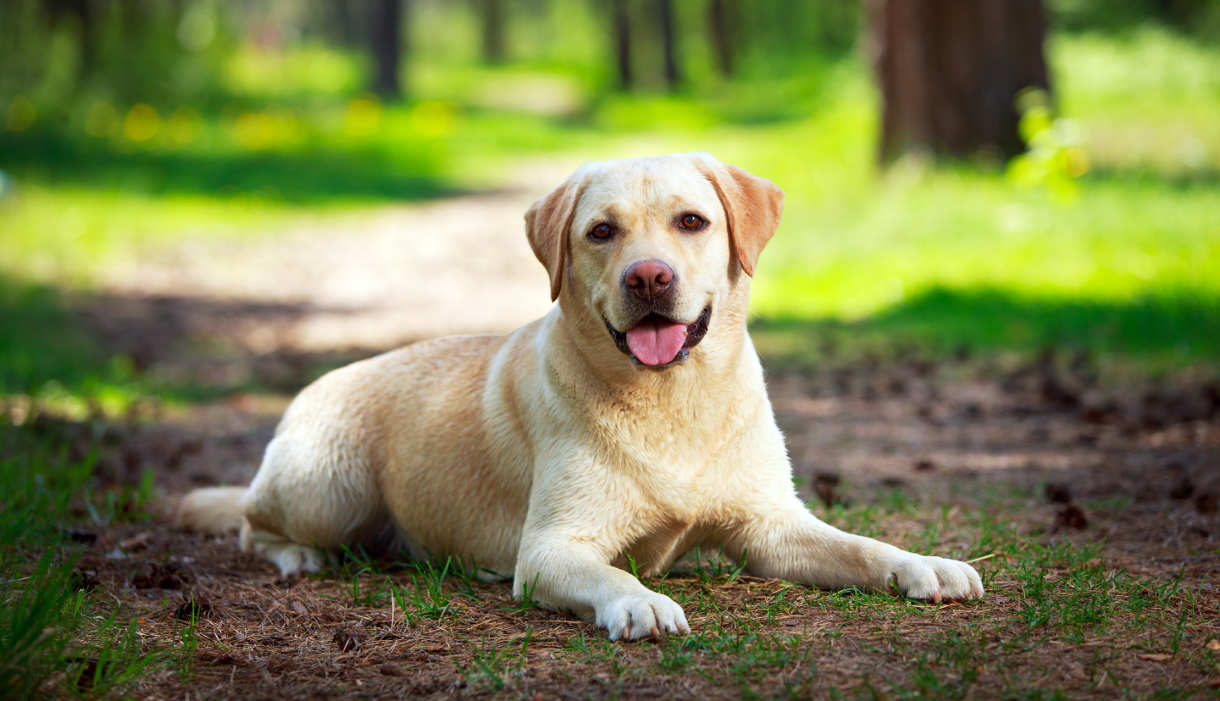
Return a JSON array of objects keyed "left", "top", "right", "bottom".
[{"left": 0, "top": 423, "right": 163, "bottom": 698}]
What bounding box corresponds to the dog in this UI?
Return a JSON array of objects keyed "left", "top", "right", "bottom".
[{"left": 177, "top": 153, "right": 983, "bottom": 641}]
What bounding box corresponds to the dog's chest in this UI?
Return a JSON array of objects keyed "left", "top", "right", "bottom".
[{"left": 593, "top": 392, "right": 745, "bottom": 469}]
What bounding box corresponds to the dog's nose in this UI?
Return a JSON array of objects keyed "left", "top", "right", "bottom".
[{"left": 622, "top": 259, "right": 676, "bottom": 303}]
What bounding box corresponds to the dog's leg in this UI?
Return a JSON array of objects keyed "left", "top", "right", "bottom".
[
  {"left": 515, "top": 536, "right": 690, "bottom": 641},
  {"left": 723, "top": 501, "right": 984, "bottom": 602},
  {"left": 513, "top": 453, "right": 691, "bottom": 641},
  {"left": 241, "top": 433, "right": 384, "bottom": 576},
  {"left": 240, "top": 523, "right": 328, "bottom": 576}
]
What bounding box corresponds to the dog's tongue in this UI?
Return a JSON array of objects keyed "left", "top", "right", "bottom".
[{"left": 626, "top": 318, "right": 687, "bottom": 366}]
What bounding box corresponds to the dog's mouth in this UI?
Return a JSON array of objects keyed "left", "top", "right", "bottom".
[{"left": 604, "top": 305, "right": 712, "bottom": 369}]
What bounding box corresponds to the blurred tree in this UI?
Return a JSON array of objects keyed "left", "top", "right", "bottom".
[
  {"left": 612, "top": 0, "right": 633, "bottom": 90},
  {"left": 707, "top": 0, "right": 736, "bottom": 77},
  {"left": 44, "top": 0, "right": 97, "bottom": 81},
  {"left": 868, "top": 0, "right": 1049, "bottom": 162},
  {"left": 318, "top": 2, "right": 365, "bottom": 47},
  {"left": 478, "top": 0, "right": 507, "bottom": 64},
  {"left": 656, "top": 0, "right": 681, "bottom": 89},
  {"left": 370, "top": 0, "right": 406, "bottom": 98}
]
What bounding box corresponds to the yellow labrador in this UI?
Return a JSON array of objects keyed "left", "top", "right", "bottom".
[{"left": 178, "top": 153, "right": 983, "bottom": 640}]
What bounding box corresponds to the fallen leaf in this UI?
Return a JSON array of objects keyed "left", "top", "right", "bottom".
[
  {"left": 1195, "top": 493, "right": 1217, "bottom": 515},
  {"left": 813, "top": 472, "right": 846, "bottom": 507},
  {"left": 1054, "top": 504, "right": 1088, "bottom": 531},
  {"left": 119, "top": 532, "right": 154, "bottom": 551},
  {"left": 1207, "top": 639, "right": 1220, "bottom": 651},
  {"left": 1044, "top": 483, "right": 1073, "bottom": 504},
  {"left": 1170, "top": 478, "right": 1195, "bottom": 500},
  {"left": 1139, "top": 653, "right": 1171, "bottom": 662}
]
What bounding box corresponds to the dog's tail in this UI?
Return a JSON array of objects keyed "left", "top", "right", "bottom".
[{"left": 175, "top": 486, "right": 248, "bottom": 534}]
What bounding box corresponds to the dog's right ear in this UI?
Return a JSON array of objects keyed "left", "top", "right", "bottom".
[{"left": 525, "top": 172, "right": 587, "bottom": 301}]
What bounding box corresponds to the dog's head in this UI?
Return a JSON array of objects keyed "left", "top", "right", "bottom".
[{"left": 526, "top": 153, "right": 782, "bottom": 371}]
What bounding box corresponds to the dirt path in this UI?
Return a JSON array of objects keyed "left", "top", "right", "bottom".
[{"left": 98, "top": 161, "right": 576, "bottom": 353}]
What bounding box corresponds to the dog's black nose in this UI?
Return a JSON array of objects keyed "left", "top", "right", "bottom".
[{"left": 622, "top": 259, "right": 675, "bottom": 304}]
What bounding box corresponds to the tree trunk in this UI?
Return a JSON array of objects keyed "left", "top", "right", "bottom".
[
  {"left": 612, "top": 0, "right": 633, "bottom": 90},
  {"left": 707, "top": 0, "right": 735, "bottom": 78},
  {"left": 45, "top": 0, "right": 96, "bottom": 71},
  {"left": 370, "top": 0, "right": 405, "bottom": 99},
  {"left": 657, "top": 0, "right": 681, "bottom": 89},
  {"left": 479, "top": 0, "right": 506, "bottom": 64},
  {"left": 868, "top": 0, "right": 1049, "bottom": 162}
]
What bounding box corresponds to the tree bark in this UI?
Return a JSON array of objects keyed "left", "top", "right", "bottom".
[
  {"left": 868, "top": 0, "right": 1049, "bottom": 162},
  {"left": 612, "top": 0, "right": 633, "bottom": 90},
  {"left": 479, "top": 0, "right": 507, "bottom": 64},
  {"left": 657, "top": 0, "right": 681, "bottom": 89},
  {"left": 707, "top": 0, "right": 735, "bottom": 78},
  {"left": 370, "top": 0, "right": 405, "bottom": 99}
]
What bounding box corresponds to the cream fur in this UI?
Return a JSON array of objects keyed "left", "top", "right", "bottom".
[{"left": 176, "top": 153, "right": 983, "bottom": 641}]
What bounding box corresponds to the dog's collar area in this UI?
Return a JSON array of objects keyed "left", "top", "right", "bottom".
[{"left": 604, "top": 305, "right": 712, "bottom": 370}]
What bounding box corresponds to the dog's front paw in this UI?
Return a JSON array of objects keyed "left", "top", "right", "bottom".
[
  {"left": 597, "top": 591, "right": 690, "bottom": 641},
  {"left": 887, "top": 553, "right": 984, "bottom": 603}
]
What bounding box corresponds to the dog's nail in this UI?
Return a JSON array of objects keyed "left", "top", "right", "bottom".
[
  {"left": 649, "top": 626, "right": 660, "bottom": 638},
  {"left": 622, "top": 626, "right": 630, "bottom": 640}
]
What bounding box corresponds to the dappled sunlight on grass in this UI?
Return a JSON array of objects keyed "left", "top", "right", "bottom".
[
  {"left": 0, "top": 184, "right": 337, "bottom": 282},
  {"left": 1053, "top": 27, "right": 1220, "bottom": 173},
  {"left": 751, "top": 162, "right": 1220, "bottom": 319}
]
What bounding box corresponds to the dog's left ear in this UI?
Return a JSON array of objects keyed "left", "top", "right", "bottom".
[
  {"left": 525, "top": 171, "right": 587, "bottom": 301},
  {"left": 691, "top": 154, "right": 784, "bottom": 277}
]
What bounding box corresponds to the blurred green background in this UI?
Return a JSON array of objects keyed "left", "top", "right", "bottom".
[{"left": 2, "top": 0, "right": 1218, "bottom": 407}]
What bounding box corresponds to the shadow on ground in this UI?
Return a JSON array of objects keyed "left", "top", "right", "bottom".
[{"left": 0, "top": 275, "right": 405, "bottom": 400}]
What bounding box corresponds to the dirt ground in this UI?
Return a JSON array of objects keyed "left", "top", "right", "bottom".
[{"left": 49, "top": 181, "right": 1220, "bottom": 698}]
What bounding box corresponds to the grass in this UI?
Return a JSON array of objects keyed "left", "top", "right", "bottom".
[{"left": 0, "top": 423, "right": 162, "bottom": 698}]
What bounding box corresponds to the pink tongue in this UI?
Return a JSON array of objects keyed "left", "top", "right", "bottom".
[{"left": 625, "top": 319, "right": 688, "bottom": 366}]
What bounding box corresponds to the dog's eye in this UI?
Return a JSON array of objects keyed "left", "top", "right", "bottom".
[
  {"left": 588, "top": 223, "right": 614, "bottom": 241},
  {"left": 678, "top": 213, "right": 707, "bottom": 231}
]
